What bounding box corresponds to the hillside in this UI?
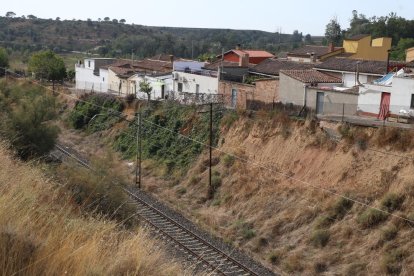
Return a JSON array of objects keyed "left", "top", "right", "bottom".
[
  {"left": 0, "top": 142, "right": 183, "bottom": 275},
  {"left": 0, "top": 16, "right": 299, "bottom": 59},
  {"left": 63, "top": 97, "right": 414, "bottom": 275},
  {"left": 149, "top": 114, "right": 414, "bottom": 275}
]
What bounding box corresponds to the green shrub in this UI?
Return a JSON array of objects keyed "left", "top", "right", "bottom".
[
  {"left": 310, "top": 229, "right": 330, "bottom": 247},
  {"left": 381, "top": 249, "right": 406, "bottom": 275},
  {"left": 176, "top": 187, "right": 187, "bottom": 196},
  {"left": 222, "top": 154, "right": 235, "bottom": 168},
  {"left": 68, "top": 93, "right": 124, "bottom": 131},
  {"left": 315, "top": 197, "right": 353, "bottom": 229},
  {"left": 381, "top": 193, "right": 404, "bottom": 212},
  {"left": 221, "top": 111, "right": 238, "bottom": 130},
  {"left": 381, "top": 224, "right": 398, "bottom": 241},
  {"left": 207, "top": 173, "right": 222, "bottom": 199},
  {"left": 0, "top": 81, "right": 59, "bottom": 160},
  {"left": 56, "top": 156, "right": 135, "bottom": 226},
  {"left": 268, "top": 251, "right": 282, "bottom": 265},
  {"left": 357, "top": 208, "right": 388, "bottom": 228}
]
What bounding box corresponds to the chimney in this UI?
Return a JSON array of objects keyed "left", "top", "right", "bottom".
[
  {"left": 169, "top": 55, "right": 174, "bottom": 63},
  {"left": 310, "top": 52, "right": 316, "bottom": 63},
  {"left": 236, "top": 43, "right": 242, "bottom": 50},
  {"left": 329, "top": 42, "right": 335, "bottom": 53},
  {"left": 239, "top": 53, "right": 249, "bottom": 67}
]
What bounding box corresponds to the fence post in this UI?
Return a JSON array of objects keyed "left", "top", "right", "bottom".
[{"left": 342, "top": 103, "right": 345, "bottom": 122}]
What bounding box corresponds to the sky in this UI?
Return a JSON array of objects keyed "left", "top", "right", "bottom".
[{"left": 1, "top": 0, "right": 413, "bottom": 35}]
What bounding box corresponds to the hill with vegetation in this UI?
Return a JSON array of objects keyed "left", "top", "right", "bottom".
[{"left": 0, "top": 16, "right": 301, "bottom": 60}]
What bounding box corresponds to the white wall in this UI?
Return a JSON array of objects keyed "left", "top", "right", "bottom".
[
  {"left": 173, "top": 71, "right": 218, "bottom": 95},
  {"left": 390, "top": 77, "right": 414, "bottom": 112},
  {"left": 343, "top": 72, "right": 368, "bottom": 87},
  {"left": 173, "top": 61, "right": 206, "bottom": 71},
  {"left": 75, "top": 59, "right": 110, "bottom": 92},
  {"left": 129, "top": 74, "right": 174, "bottom": 100}
]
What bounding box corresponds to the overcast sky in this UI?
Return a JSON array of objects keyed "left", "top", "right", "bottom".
[{"left": 1, "top": 0, "right": 413, "bottom": 35}]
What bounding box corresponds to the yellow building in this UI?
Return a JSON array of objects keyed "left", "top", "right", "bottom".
[
  {"left": 343, "top": 35, "right": 392, "bottom": 61},
  {"left": 406, "top": 47, "right": 414, "bottom": 62}
]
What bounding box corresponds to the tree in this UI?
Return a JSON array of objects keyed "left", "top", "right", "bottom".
[
  {"left": 325, "top": 17, "right": 342, "bottom": 45},
  {"left": 390, "top": 38, "right": 414, "bottom": 61},
  {"left": 120, "top": 19, "right": 126, "bottom": 24},
  {"left": 28, "top": 50, "right": 66, "bottom": 94},
  {"left": 56, "top": 17, "right": 60, "bottom": 21},
  {"left": 305, "top": 34, "right": 313, "bottom": 44},
  {"left": 112, "top": 19, "right": 118, "bottom": 24},
  {"left": 104, "top": 17, "right": 110, "bottom": 22},
  {"left": 139, "top": 79, "right": 152, "bottom": 102},
  {"left": 6, "top": 11, "right": 16, "bottom": 18},
  {"left": 27, "top": 14, "right": 37, "bottom": 19},
  {"left": 0, "top": 47, "right": 9, "bottom": 76}
]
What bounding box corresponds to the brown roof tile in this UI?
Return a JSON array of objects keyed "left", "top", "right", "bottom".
[
  {"left": 281, "top": 69, "right": 342, "bottom": 83},
  {"left": 345, "top": 34, "right": 370, "bottom": 41},
  {"left": 315, "top": 58, "right": 404, "bottom": 75},
  {"left": 251, "top": 58, "right": 314, "bottom": 76},
  {"left": 288, "top": 45, "right": 343, "bottom": 58},
  {"left": 204, "top": 60, "right": 255, "bottom": 71}
]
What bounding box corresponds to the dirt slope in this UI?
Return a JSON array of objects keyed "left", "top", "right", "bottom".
[{"left": 148, "top": 117, "right": 414, "bottom": 275}]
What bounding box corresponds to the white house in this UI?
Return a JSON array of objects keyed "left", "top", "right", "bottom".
[
  {"left": 314, "top": 58, "right": 393, "bottom": 88},
  {"left": 75, "top": 58, "right": 116, "bottom": 92},
  {"left": 358, "top": 70, "right": 414, "bottom": 119},
  {"left": 172, "top": 61, "right": 219, "bottom": 97},
  {"left": 128, "top": 73, "right": 173, "bottom": 100}
]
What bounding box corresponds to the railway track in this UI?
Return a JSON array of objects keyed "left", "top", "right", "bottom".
[{"left": 53, "top": 143, "right": 274, "bottom": 276}]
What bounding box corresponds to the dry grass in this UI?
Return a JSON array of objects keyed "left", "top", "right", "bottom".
[{"left": 0, "top": 143, "right": 183, "bottom": 276}]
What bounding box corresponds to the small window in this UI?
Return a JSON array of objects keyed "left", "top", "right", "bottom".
[
  {"left": 102, "top": 77, "right": 105, "bottom": 82},
  {"left": 178, "top": 83, "right": 183, "bottom": 92},
  {"left": 88, "top": 60, "right": 91, "bottom": 68},
  {"left": 411, "top": 94, "right": 414, "bottom": 109}
]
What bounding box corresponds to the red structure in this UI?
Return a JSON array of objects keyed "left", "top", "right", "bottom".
[{"left": 218, "top": 49, "right": 274, "bottom": 65}]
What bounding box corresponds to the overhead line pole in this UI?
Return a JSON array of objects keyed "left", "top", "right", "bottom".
[
  {"left": 209, "top": 102, "right": 213, "bottom": 193},
  {"left": 135, "top": 112, "right": 142, "bottom": 189}
]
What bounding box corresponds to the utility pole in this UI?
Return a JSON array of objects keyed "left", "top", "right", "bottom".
[
  {"left": 209, "top": 102, "right": 213, "bottom": 192},
  {"left": 135, "top": 112, "right": 142, "bottom": 189}
]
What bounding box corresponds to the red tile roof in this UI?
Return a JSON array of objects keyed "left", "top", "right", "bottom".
[
  {"left": 218, "top": 49, "right": 274, "bottom": 59},
  {"left": 280, "top": 69, "right": 342, "bottom": 83}
]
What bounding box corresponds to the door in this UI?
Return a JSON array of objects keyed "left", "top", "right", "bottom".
[
  {"left": 378, "top": 92, "right": 391, "bottom": 120},
  {"left": 161, "top": 85, "right": 165, "bottom": 99},
  {"left": 231, "top": 89, "right": 237, "bottom": 108},
  {"left": 316, "top": 92, "right": 325, "bottom": 114}
]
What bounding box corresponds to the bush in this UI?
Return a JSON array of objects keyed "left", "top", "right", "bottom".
[
  {"left": 125, "top": 93, "right": 136, "bottom": 104},
  {"left": 207, "top": 172, "right": 222, "bottom": 199},
  {"left": 0, "top": 81, "right": 59, "bottom": 160},
  {"left": 310, "top": 229, "right": 330, "bottom": 247},
  {"left": 268, "top": 251, "right": 282, "bottom": 265},
  {"left": 315, "top": 197, "right": 353, "bottom": 229},
  {"left": 381, "top": 249, "right": 406, "bottom": 275},
  {"left": 221, "top": 111, "right": 238, "bottom": 130},
  {"left": 222, "top": 154, "right": 235, "bottom": 168},
  {"left": 56, "top": 156, "right": 135, "bottom": 226},
  {"left": 381, "top": 193, "right": 404, "bottom": 212},
  {"left": 357, "top": 208, "right": 388, "bottom": 228},
  {"left": 68, "top": 93, "right": 124, "bottom": 131},
  {"left": 375, "top": 127, "right": 414, "bottom": 151},
  {"left": 381, "top": 224, "right": 398, "bottom": 241}
]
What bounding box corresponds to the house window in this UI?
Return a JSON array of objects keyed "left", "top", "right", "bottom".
[
  {"left": 411, "top": 94, "right": 414, "bottom": 109},
  {"left": 88, "top": 60, "right": 91, "bottom": 68},
  {"left": 178, "top": 82, "right": 183, "bottom": 92}
]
